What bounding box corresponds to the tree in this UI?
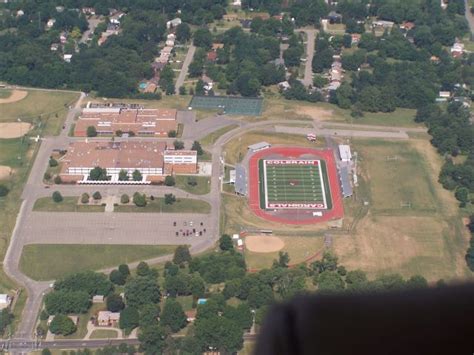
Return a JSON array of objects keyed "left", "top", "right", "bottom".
[
  {"left": 106, "top": 294, "right": 125, "bottom": 312},
  {"left": 187, "top": 176, "right": 198, "bottom": 186},
  {"left": 86, "top": 126, "right": 97, "bottom": 137},
  {"left": 455, "top": 187, "right": 469, "bottom": 206},
  {"left": 139, "top": 304, "right": 161, "bottom": 327},
  {"left": 49, "top": 314, "right": 77, "bottom": 335},
  {"left": 118, "top": 170, "right": 128, "bottom": 181},
  {"left": 164, "top": 193, "right": 176, "bottom": 205},
  {"left": 195, "top": 80, "right": 205, "bottom": 95},
  {"left": 168, "top": 130, "right": 177, "bottom": 138},
  {"left": 173, "top": 140, "right": 185, "bottom": 150},
  {"left": 191, "top": 141, "right": 204, "bottom": 155},
  {"left": 173, "top": 245, "right": 192, "bottom": 266},
  {"left": 0, "top": 309, "right": 12, "bottom": 334},
  {"left": 0, "top": 185, "right": 8, "bottom": 197},
  {"left": 119, "top": 307, "right": 139, "bottom": 330},
  {"left": 54, "top": 176, "right": 62, "bottom": 184},
  {"left": 92, "top": 191, "right": 102, "bottom": 200},
  {"left": 81, "top": 193, "right": 89, "bottom": 204},
  {"left": 315, "top": 271, "right": 345, "bottom": 292},
  {"left": 52, "top": 191, "right": 63, "bottom": 203},
  {"left": 89, "top": 167, "right": 108, "bottom": 181},
  {"left": 176, "top": 23, "right": 191, "bottom": 42},
  {"left": 179, "top": 86, "right": 186, "bottom": 95},
  {"left": 132, "top": 170, "right": 142, "bottom": 181},
  {"left": 133, "top": 192, "right": 147, "bottom": 207},
  {"left": 219, "top": 234, "right": 233, "bottom": 251},
  {"left": 118, "top": 264, "right": 130, "bottom": 277},
  {"left": 120, "top": 194, "right": 129, "bottom": 204},
  {"left": 195, "top": 315, "right": 244, "bottom": 353},
  {"left": 45, "top": 291, "right": 90, "bottom": 314},
  {"left": 160, "top": 299, "right": 187, "bottom": 332},
  {"left": 124, "top": 277, "right": 161, "bottom": 308},
  {"left": 42, "top": 349, "right": 52, "bottom": 355},
  {"left": 164, "top": 176, "right": 176, "bottom": 186},
  {"left": 406, "top": 275, "right": 428, "bottom": 289},
  {"left": 193, "top": 28, "right": 213, "bottom": 48},
  {"left": 49, "top": 157, "right": 58, "bottom": 167},
  {"left": 138, "top": 324, "right": 166, "bottom": 354},
  {"left": 273, "top": 251, "right": 289, "bottom": 268},
  {"left": 109, "top": 269, "right": 126, "bottom": 286},
  {"left": 136, "top": 261, "right": 151, "bottom": 277}
]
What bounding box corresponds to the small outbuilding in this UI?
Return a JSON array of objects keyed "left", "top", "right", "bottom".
[
  {"left": 338, "top": 145, "right": 352, "bottom": 162},
  {"left": 248, "top": 142, "right": 271, "bottom": 153}
]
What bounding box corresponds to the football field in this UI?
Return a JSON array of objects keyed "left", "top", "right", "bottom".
[{"left": 260, "top": 159, "right": 330, "bottom": 209}]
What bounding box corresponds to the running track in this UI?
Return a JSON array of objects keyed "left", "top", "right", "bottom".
[{"left": 248, "top": 147, "right": 344, "bottom": 225}]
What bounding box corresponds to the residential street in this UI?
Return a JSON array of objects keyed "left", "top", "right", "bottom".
[
  {"left": 298, "top": 28, "right": 317, "bottom": 87},
  {"left": 175, "top": 44, "right": 196, "bottom": 91}
]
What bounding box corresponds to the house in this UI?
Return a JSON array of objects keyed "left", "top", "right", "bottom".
[
  {"left": 231, "top": 0, "right": 242, "bottom": 7},
  {"left": 63, "top": 54, "right": 73, "bottom": 63},
  {"left": 166, "top": 39, "right": 175, "bottom": 47},
  {"left": 372, "top": 20, "right": 395, "bottom": 29},
  {"left": 46, "top": 19, "right": 56, "bottom": 29},
  {"left": 82, "top": 7, "right": 96, "bottom": 16},
  {"left": 0, "top": 294, "right": 11, "bottom": 310},
  {"left": 186, "top": 309, "right": 197, "bottom": 322},
  {"left": 400, "top": 21, "right": 415, "bottom": 31},
  {"left": 278, "top": 81, "right": 291, "bottom": 91},
  {"left": 59, "top": 32, "right": 67, "bottom": 44},
  {"left": 207, "top": 50, "right": 217, "bottom": 62},
  {"left": 55, "top": 6, "right": 65, "bottom": 12},
  {"left": 327, "top": 11, "right": 342, "bottom": 24},
  {"left": 50, "top": 43, "right": 60, "bottom": 51},
  {"left": 167, "top": 33, "right": 176, "bottom": 41},
  {"left": 212, "top": 43, "right": 224, "bottom": 50},
  {"left": 223, "top": 13, "right": 239, "bottom": 21},
  {"left": 97, "top": 311, "right": 120, "bottom": 327},
  {"left": 240, "top": 19, "right": 252, "bottom": 28},
  {"left": 351, "top": 34, "right": 361, "bottom": 45},
  {"left": 451, "top": 41, "right": 465, "bottom": 58},
  {"left": 110, "top": 12, "right": 125, "bottom": 25},
  {"left": 166, "top": 18, "right": 182, "bottom": 29},
  {"left": 92, "top": 295, "right": 104, "bottom": 303},
  {"left": 16, "top": 10, "right": 24, "bottom": 17}
]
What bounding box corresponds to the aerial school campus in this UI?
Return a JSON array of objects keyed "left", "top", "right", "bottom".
[{"left": 0, "top": 0, "right": 473, "bottom": 353}]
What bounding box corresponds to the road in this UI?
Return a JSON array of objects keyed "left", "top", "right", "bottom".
[
  {"left": 297, "top": 28, "right": 317, "bottom": 87},
  {"left": 175, "top": 44, "right": 196, "bottom": 91}
]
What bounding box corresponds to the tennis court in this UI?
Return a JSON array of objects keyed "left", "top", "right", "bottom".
[
  {"left": 189, "top": 96, "right": 263, "bottom": 116},
  {"left": 259, "top": 159, "right": 329, "bottom": 210}
]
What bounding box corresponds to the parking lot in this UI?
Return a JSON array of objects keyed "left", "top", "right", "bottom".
[{"left": 20, "top": 211, "right": 213, "bottom": 246}]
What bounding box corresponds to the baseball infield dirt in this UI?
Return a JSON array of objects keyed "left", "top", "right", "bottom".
[
  {"left": 0, "top": 166, "right": 12, "bottom": 180},
  {"left": 0, "top": 90, "right": 28, "bottom": 104},
  {"left": 0, "top": 122, "right": 31, "bottom": 138},
  {"left": 245, "top": 235, "right": 285, "bottom": 253}
]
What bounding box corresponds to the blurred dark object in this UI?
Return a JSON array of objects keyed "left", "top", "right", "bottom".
[{"left": 256, "top": 283, "right": 474, "bottom": 355}]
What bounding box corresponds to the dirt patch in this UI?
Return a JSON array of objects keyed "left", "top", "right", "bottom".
[
  {"left": 0, "top": 166, "right": 12, "bottom": 180},
  {"left": 0, "top": 90, "right": 28, "bottom": 104},
  {"left": 0, "top": 122, "right": 32, "bottom": 138},
  {"left": 245, "top": 235, "right": 285, "bottom": 253},
  {"left": 296, "top": 106, "right": 334, "bottom": 120}
]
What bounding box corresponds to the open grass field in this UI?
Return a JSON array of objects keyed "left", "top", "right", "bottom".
[
  {"left": 175, "top": 175, "right": 211, "bottom": 195},
  {"left": 331, "top": 139, "right": 470, "bottom": 281},
  {"left": 244, "top": 236, "right": 325, "bottom": 270},
  {"left": 33, "top": 196, "right": 106, "bottom": 212},
  {"left": 20, "top": 244, "right": 177, "bottom": 280},
  {"left": 355, "top": 140, "right": 438, "bottom": 214},
  {"left": 201, "top": 124, "right": 239, "bottom": 146},
  {"left": 223, "top": 131, "right": 325, "bottom": 166},
  {"left": 89, "top": 329, "right": 119, "bottom": 339},
  {"left": 0, "top": 88, "right": 11, "bottom": 99},
  {"left": 115, "top": 197, "right": 211, "bottom": 214},
  {"left": 0, "top": 90, "right": 80, "bottom": 136}
]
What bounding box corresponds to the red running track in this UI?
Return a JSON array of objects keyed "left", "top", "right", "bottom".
[{"left": 248, "top": 147, "right": 344, "bottom": 225}]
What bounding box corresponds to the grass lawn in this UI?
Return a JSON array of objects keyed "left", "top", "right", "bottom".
[
  {"left": 245, "top": 236, "right": 325, "bottom": 270},
  {"left": 331, "top": 139, "right": 470, "bottom": 281},
  {"left": 89, "top": 329, "right": 119, "bottom": 339},
  {"left": 20, "top": 244, "right": 177, "bottom": 280},
  {"left": 354, "top": 140, "right": 438, "bottom": 214},
  {"left": 33, "top": 196, "right": 105, "bottom": 212},
  {"left": 176, "top": 295, "right": 194, "bottom": 311},
  {"left": 0, "top": 90, "right": 80, "bottom": 136},
  {"left": 201, "top": 124, "right": 239, "bottom": 146},
  {"left": 115, "top": 197, "right": 211, "bottom": 214},
  {"left": 0, "top": 88, "right": 11, "bottom": 98},
  {"left": 56, "top": 304, "right": 105, "bottom": 340},
  {"left": 223, "top": 131, "right": 325, "bottom": 166},
  {"left": 175, "top": 175, "right": 211, "bottom": 195}
]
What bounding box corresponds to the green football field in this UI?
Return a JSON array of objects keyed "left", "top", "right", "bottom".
[{"left": 261, "top": 160, "right": 328, "bottom": 209}]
